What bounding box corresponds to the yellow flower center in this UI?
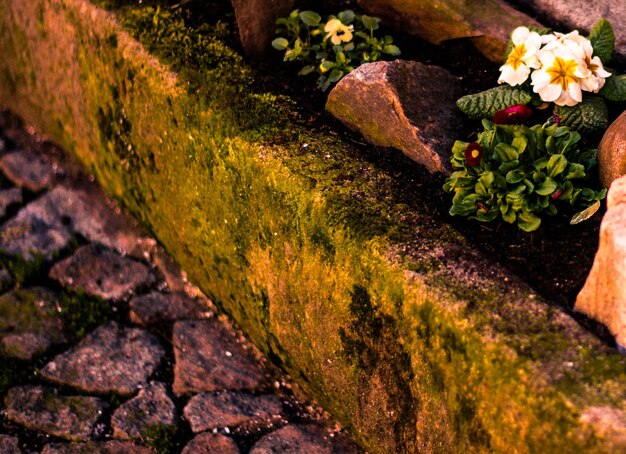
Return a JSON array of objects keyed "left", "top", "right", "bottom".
[
  {"left": 471, "top": 150, "right": 480, "bottom": 158},
  {"left": 506, "top": 44, "right": 526, "bottom": 70},
  {"left": 547, "top": 57, "right": 579, "bottom": 90}
]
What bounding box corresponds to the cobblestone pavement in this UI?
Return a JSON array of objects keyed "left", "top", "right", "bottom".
[{"left": 0, "top": 112, "right": 361, "bottom": 453}]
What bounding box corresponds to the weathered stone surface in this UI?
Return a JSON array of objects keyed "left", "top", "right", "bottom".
[
  {"left": 49, "top": 245, "right": 154, "bottom": 301},
  {"left": 181, "top": 433, "right": 240, "bottom": 454},
  {"left": 0, "top": 434, "right": 21, "bottom": 454},
  {"left": 231, "top": 0, "right": 295, "bottom": 58},
  {"left": 250, "top": 424, "right": 353, "bottom": 454},
  {"left": 41, "top": 322, "right": 164, "bottom": 395},
  {"left": 326, "top": 60, "right": 465, "bottom": 174},
  {"left": 15, "top": 184, "right": 153, "bottom": 258},
  {"left": 41, "top": 441, "right": 152, "bottom": 454},
  {"left": 357, "top": 0, "right": 541, "bottom": 62},
  {"left": 575, "top": 175, "right": 626, "bottom": 347},
  {"left": 598, "top": 110, "right": 626, "bottom": 188},
  {"left": 129, "top": 291, "right": 210, "bottom": 326},
  {"left": 0, "top": 215, "right": 72, "bottom": 261},
  {"left": 580, "top": 407, "right": 626, "bottom": 450},
  {"left": 517, "top": 0, "right": 626, "bottom": 62},
  {"left": 173, "top": 320, "right": 267, "bottom": 395},
  {"left": 184, "top": 391, "right": 283, "bottom": 433},
  {"left": 0, "top": 288, "right": 66, "bottom": 360},
  {"left": 4, "top": 386, "right": 107, "bottom": 441},
  {"left": 0, "top": 187, "right": 22, "bottom": 218},
  {"left": 0, "top": 149, "right": 55, "bottom": 192},
  {"left": 111, "top": 381, "right": 176, "bottom": 441}
]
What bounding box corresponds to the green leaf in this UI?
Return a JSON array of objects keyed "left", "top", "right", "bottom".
[
  {"left": 554, "top": 96, "right": 608, "bottom": 134},
  {"left": 495, "top": 143, "right": 519, "bottom": 161},
  {"left": 506, "top": 169, "right": 526, "bottom": 184},
  {"left": 338, "top": 10, "right": 355, "bottom": 23},
  {"left": 383, "top": 44, "right": 401, "bottom": 56},
  {"left": 546, "top": 154, "right": 568, "bottom": 178},
  {"left": 272, "top": 37, "right": 289, "bottom": 51},
  {"left": 535, "top": 178, "right": 557, "bottom": 195},
  {"left": 298, "top": 65, "right": 316, "bottom": 76},
  {"left": 328, "top": 68, "right": 344, "bottom": 83},
  {"left": 518, "top": 210, "right": 541, "bottom": 232},
  {"left": 599, "top": 70, "right": 626, "bottom": 101},
  {"left": 457, "top": 86, "right": 532, "bottom": 119},
  {"left": 588, "top": 18, "right": 614, "bottom": 64},
  {"left": 565, "top": 163, "right": 586, "bottom": 180},
  {"left": 361, "top": 15, "right": 380, "bottom": 31},
  {"left": 571, "top": 200, "right": 601, "bottom": 224},
  {"left": 299, "top": 11, "right": 321, "bottom": 27}
]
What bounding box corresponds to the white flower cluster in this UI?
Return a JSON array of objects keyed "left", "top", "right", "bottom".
[{"left": 498, "top": 26, "right": 611, "bottom": 107}]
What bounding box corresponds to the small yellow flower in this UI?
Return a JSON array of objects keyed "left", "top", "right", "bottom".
[{"left": 324, "top": 18, "right": 354, "bottom": 46}]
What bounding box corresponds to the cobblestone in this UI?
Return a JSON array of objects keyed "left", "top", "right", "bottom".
[{"left": 0, "top": 113, "right": 360, "bottom": 453}]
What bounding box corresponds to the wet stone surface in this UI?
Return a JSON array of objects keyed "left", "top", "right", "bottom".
[
  {"left": 184, "top": 391, "right": 284, "bottom": 433},
  {"left": 173, "top": 319, "right": 268, "bottom": 395},
  {"left": 111, "top": 381, "right": 176, "bottom": 441},
  {"left": 40, "top": 322, "right": 165, "bottom": 395},
  {"left": 0, "top": 113, "right": 360, "bottom": 453},
  {"left": 49, "top": 245, "right": 154, "bottom": 301},
  {"left": 4, "top": 386, "right": 107, "bottom": 441}
]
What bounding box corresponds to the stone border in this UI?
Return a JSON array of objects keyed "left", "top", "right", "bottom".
[{"left": 1, "top": 0, "right": 626, "bottom": 451}]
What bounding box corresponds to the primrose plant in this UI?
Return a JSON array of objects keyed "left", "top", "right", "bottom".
[{"left": 272, "top": 9, "right": 400, "bottom": 91}]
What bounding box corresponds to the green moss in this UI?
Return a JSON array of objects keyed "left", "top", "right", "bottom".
[
  {"left": 142, "top": 423, "right": 177, "bottom": 454},
  {"left": 0, "top": 357, "right": 32, "bottom": 394},
  {"left": 0, "top": 251, "right": 48, "bottom": 286},
  {"left": 57, "top": 290, "right": 113, "bottom": 341}
]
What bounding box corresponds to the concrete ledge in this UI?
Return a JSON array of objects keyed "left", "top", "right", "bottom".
[{"left": 2, "top": 1, "right": 626, "bottom": 452}]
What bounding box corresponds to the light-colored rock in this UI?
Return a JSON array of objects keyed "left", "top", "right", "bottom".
[
  {"left": 183, "top": 391, "right": 283, "bottom": 433},
  {"left": 357, "top": 0, "right": 541, "bottom": 62},
  {"left": 516, "top": 0, "right": 626, "bottom": 62},
  {"left": 40, "top": 322, "right": 165, "bottom": 395},
  {"left": 172, "top": 320, "right": 267, "bottom": 396},
  {"left": 231, "top": 0, "right": 295, "bottom": 57},
  {"left": 326, "top": 60, "right": 465, "bottom": 174},
  {"left": 576, "top": 175, "right": 626, "bottom": 347},
  {"left": 598, "top": 110, "right": 626, "bottom": 188},
  {"left": 4, "top": 385, "right": 107, "bottom": 441},
  {"left": 181, "top": 433, "right": 240, "bottom": 454},
  {"left": 111, "top": 382, "right": 176, "bottom": 441},
  {"left": 49, "top": 245, "right": 154, "bottom": 301}
]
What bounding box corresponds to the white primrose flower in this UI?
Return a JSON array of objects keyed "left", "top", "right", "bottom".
[
  {"left": 498, "top": 26, "right": 542, "bottom": 86},
  {"left": 531, "top": 45, "right": 588, "bottom": 106},
  {"left": 543, "top": 31, "right": 611, "bottom": 93}
]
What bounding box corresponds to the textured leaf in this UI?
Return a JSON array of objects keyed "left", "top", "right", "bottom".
[
  {"left": 600, "top": 70, "right": 626, "bottom": 101},
  {"left": 299, "top": 11, "right": 321, "bottom": 26},
  {"left": 457, "top": 86, "right": 532, "bottom": 119},
  {"left": 570, "top": 200, "right": 601, "bottom": 224},
  {"left": 589, "top": 19, "right": 614, "bottom": 64},
  {"left": 554, "top": 96, "right": 608, "bottom": 134}
]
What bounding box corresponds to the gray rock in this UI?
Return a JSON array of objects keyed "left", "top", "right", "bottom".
[
  {"left": 41, "top": 322, "right": 164, "bottom": 396},
  {"left": 0, "top": 187, "right": 22, "bottom": 218},
  {"left": 4, "top": 386, "right": 107, "bottom": 441},
  {"left": 326, "top": 60, "right": 465, "bottom": 174},
  {"left": 49, "top": 245, "right": 154, "bottom": 301},
  {"left": 0, "top": 434, "right": 21, "bottom": 454},
  {"left": 111, "top": 382, "right": 176, "bottom": 441},
  {"left": 598, "top": 110, "right": 626, "bottom": 188},
  {"left": 250, "top": 424, "right": 355, "bottom": 454},
  {"left": 184, "top": 391, "right": 283, "bottom": 433},
  {"left": 172, "top": 320, "right": 267, "bottom": 395},
  {"left": 0, "top": 288, "right": 66, "bottom": 360},
  {"left": 0, "top": 149, "right": 55, "bottom": 192},
  {"left": 231, "top": 0, "right": 295, "bottom": 57},
  {"left": 15, "top": 184, "right": 153, "bottom": 258},
  {"left": 0, "top": 215, "right": 72, "bottom": 261},
  {"left": 129, "top": 291, "right": 211, "bottom": 326},
  {"left": 576, "top": 175, "right": 626, "bottom": 347},
  {"left": 516, "top": 0, "right": 626, "bottom": 62},
  {"left": 181, "top": 433, "right": 240, "bottom": 454},
  {"left": 41, "top": 441, "right": 152, "bottom": 454},
  {"left": 357, "top": 0, "right": 541, "bottom": 62}
]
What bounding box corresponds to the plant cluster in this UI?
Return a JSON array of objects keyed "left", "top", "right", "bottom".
[
  {"left": 272, "top": 9, "right": 400, "bottom": 91},
  {"left": 444, "top": 120, "right": 606, "bottom": 232},
  {"left": 457, "top": 19, "right": 626, "bottom": 135}
]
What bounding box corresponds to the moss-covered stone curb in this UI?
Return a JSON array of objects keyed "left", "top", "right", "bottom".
[{"left": 1, "top": 0, "right": 626, "bottom": 452}]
